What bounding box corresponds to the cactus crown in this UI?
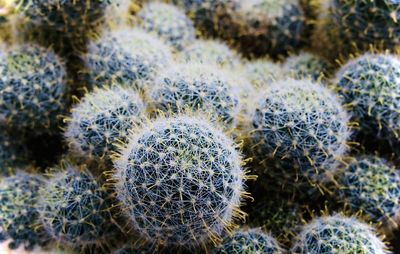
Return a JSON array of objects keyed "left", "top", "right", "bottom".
[
  {"left": 335, "top": 156, "right": 400, "bottom": 230},
  {"left": 137, "top": 2, "right": 196, "bottom": 50},
  {"left": 212, "top": 228, "right": 284, "bottom": 254},
  {"left": 65, "top": 86, "right": 145, "bottom": 162},
  {"left": 292, "top": 214, "right": 390, "bottom": 254},
  {"left": 335, "top": 53, "right": 400, "bottom": 141},
  {"left": 150, "top": 63, "right": 241, "bottom": 129},
  {"left": 38, "top": 164, "right": 116, "bottom": 248},
  {"left": 0, "top": 44, "right": 68, "bottom": 132},
  {"left": 114, "top": 115, "right": 249, "bottom": 248},
  {"left": 0, "top": 171, "right": 47, "bottom": 250}
]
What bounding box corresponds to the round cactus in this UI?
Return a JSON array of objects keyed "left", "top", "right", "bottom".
[
  {"left": 0, "top": 171, "right": 47, "bottom": 250},
  {"left": 250, "top": 79, "right": 350, "bottom": 190},
  {"left": 335, "top": 54, "right": 400, "bottom": 151},
  {"left": 244, "top": 59, "right": 284, "bottom": 90},
  {"left": 330, "top": 0, "right": 400, "bottom": 51},
  {"left": 221, "top": 0, "right": 306, "bottom": 57},
  {"left": 283, "top": 52, "right": 331, "bottom": 81},
  {"left": 150, "top": 63, "right": 241, "bottom": 129},
  {"left": 291, "top": 214, "right": 389, "bottom": 254},
  {"left": 212, "top": 228, "right": 284, "bottom": 254},
  {"left": 137, "top": 2, "right": 196, "bottom": 51},
  {"left": 65, "top": 86, "right": 145, "bottom": 163},
  {"left": 84, "top": 28, "right": 172, "bottom": 92},
  {"left": 38, "top": 164, "right": 118, "bottom": 248},
  {"left": 179, "top": 39, "right": 242, "bottom": 70},
  {"left": 334, "top": 156, "right": 400, "bottom": 231},
  {"left": 0, "top": 44, "right": 68, "bottom": 132},
  {"left": 114, "top": 115, "right": 248, "bottom": 248}
]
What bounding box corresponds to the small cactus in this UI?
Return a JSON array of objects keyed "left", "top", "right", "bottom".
[
  {"left": 250, "top": 79, "right": 350, "bottom": 190},
  {"left": 244, "top": 59, "right": 284, "bottom": 90},
  {"left": 330, "top": 0, "right": 400, "bottom": 51},
  {"left": 137, "top": 2, "right": 196, "bottom": 51},
  {"left": 212, "top": 228, "right": 284, "bottom": 254},
  {"left": 334, "top": 156, "right": 400, "bottom": 232},
  {"left": 335, "top": 54, "right": 400, "bottom": 152},
  {"left": 0, "top": 44, "right": 68, "bottom": 133},
  {"left": 283, "top": 52, "right": 331, "bottom": 81},
  {"left": 65, "top": 86, "right": 146, "bottom": 163},
  {"left": 114, "top": 115, "right": 249, "bottom": 248},
  {"left": 179, "top": 39, "right": 242, "bottom": 70},
  {"left": 38, "top": 163, "right": 118, "bottom": 249},
  {"left": 0, "top": 171, "right": 48, "bottom": 250},
  {"left": 84, "top": 28, "right": 172, "bottom": 92},
  {"left": 150, "top": 63, "right": 241, "bottom": 129},
  {"left": 291, "top": 214, "right": 390, "bottom": 254}
]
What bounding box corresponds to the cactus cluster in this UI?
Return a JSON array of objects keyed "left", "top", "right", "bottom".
[
  {"left": 179, "top": 39, "right": 242, "bottom": 70},
  {"left": 291, "top": 214, "right": 389, "bottom": 254},
  {"left": 330, "top": 0, "right": 400, "bottom": 51},
  {"left": 65, "top": 86, "right": 145, "bottom": 163},
  {"left": 0, "top": 44, "right": 68, "bottom": 132},
  {"left": 250, "top": 79, "right": 350, "bottom": 190},
  {"left": 38, "top": 164, "right": 117, "bottom": 249},
  {"left": 84, "top": 28, "right": 172, "bottom": 92},
  {"left": 335, "top": 54, "right": 400, "bottom": 148},
  {"left": 137, "top": 2, "right": 196, "bottom": 51},
  {"left": 0, "top": 171, "right": 47, "bottom": 250},
  {"left": 150, "top": 63, "right": 241, "bottom": 129},
  {"left": 114, "top": 115, "right": 248, "bottom": 248},
  {"left": 334, "top": 156, "right": 400, "bottom": 231},
  {"left": 212, "top": 228, "right": 283, "bottom": 254},
  {"left": 283, "top": 52, "right": 331, "bottom": 81}
]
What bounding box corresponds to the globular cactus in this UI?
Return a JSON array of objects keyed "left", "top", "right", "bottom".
[
  {"left": 330, "top": 0, "right": 400, "bottom": 51},
  {"left": 250, "top": 79, "right": 351, "bottom": 190},
  {"left": 65, "top": 86, "right": 145, "bottom": 163},
  {"left": 38, "top": 163, "right": 118, "bottom": 249},
  {"left": 84, "top": 28, "right": 172, "bottom": 92},
  {"left": 283, "top": 52, "right": 331, "bottom": 81},
  {"left": 220, "top": 0, "right": 306, "bottom": 57},
  {"left": 0, "top": 44, "right": 68, "bottom": 133},
  {"left": 137, "top": 2, "right": 196, "bottom": 51},
  {"left": 244, "top": 59, "right": 284, "bottom": 90},
  {"left": 212, "top": 228, "right": 284, "bottom": 254},
  {"left": 334, "top": 54, "right": 400, "bottom": 152},
  {"left": 114, "top": 115, "right": 250, "bottom": 249},
  {"left": 150, "top": 63, "right": 241, "bottom": 129},
  {"left": 0, "top": 171, "right": 48, "bottom": 250},
  {"left": 334, "top": 156, "right": 400, "bottom": 232},
  {"left": 0, "top": 129, "right": 29, "bottom": 170},
  {"left": 291, "top": 214, "right": 390, "bottom": 254},
  {"left": 179, "top": 39, "right": 242, "bottom": 70}
]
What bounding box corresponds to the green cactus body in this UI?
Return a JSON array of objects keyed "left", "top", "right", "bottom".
[
  {"left": 292, "top": 215, "right": 390, "bottom": 254},
  {"left": 114, "top": 115, "right": 248, "bottom": 248}
]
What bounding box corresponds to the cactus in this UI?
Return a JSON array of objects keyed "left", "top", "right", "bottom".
[
  {"left": 291, "top": 214, "right": 390, "bottom": 254},
  {"left": 113, "top": 243, "right": 157, "bottom": 254},
  {"left": 0, "top": 171, "right": 48, "bottom": 250},
  {"left": 179, "top": 39, "right": 242, "bottom": 70},
  {"left": 250, "top": 79, "right": 350, "bottom": 190},
  {"left": 283, "top": 52, "right": 331, "bottom": 81},
  {"left": 334, "top": 156, "right": 400, "bottom": 232},
  {"left": 137, "top": 2, "right": 196, "bottom": 51},
  {"left": 330, "top": 0, "right": 400, "bottom": 52},
  {"left": 244, "top": 59, "right": 284, "bottom": 90},
  {"left": 38, "top": 163, "right": 118, "bottom": 249},
  {"left": 0, "top": 129, "right": 29, "bottom": 171},
  {"left": 114, "top": 115, "right": 249, "bottom": 248},
  {"left": 219, "top": 0, "right": 306, "bottom": 57},
  {"left": 65, "top": 86, "right": 146, "bottom": 163},
  {"left": 212, "top": 228, "right": 284, "bottom": 254},
  {"left": 150, "top": 63, "right": 241, "bottom": 129},
  {"left": 84, "top": 28, "right": 172, "bottom": 92},
  {"left": 334, "top": 54, "right": 400, "bottom": 151},
  {"left": 0, "top": 44, "right": 68, "bottom": 133}
]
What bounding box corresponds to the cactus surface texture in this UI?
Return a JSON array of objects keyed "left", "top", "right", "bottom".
[{"left": 283, "top": 52, "right": 331, "bottom": 81}]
